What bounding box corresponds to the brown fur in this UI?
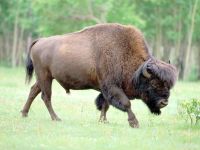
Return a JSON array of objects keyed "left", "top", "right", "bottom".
[{"left": 21, "top": 23, "right": 177, "bottom": 128}]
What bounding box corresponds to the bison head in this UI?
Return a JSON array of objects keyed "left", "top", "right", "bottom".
[{"left": 133, "top": 58, "right": 178, "bottom": 115}]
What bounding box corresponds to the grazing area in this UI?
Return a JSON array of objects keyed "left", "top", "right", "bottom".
[{"left": 0, "top": 66, "right": 200, "bottom": 150}]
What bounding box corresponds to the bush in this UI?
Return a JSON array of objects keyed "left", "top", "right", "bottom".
[{"left": 179, "top": 98, "right": 200, "bottom": 125}]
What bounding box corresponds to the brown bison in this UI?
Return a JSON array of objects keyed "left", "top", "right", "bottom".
[{"left": 21, "top": 23, "right": 177, "bottom": 128}]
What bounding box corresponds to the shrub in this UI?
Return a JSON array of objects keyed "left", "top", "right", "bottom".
[{"left": 179, "top": 98, "right": 200, "bottom": 125}]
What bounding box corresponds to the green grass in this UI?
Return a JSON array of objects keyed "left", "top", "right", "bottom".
[{"left": 0, "top": 66, "right": 200, "bottom": 150}]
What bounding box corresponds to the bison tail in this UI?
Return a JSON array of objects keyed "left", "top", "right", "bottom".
[
  {"left": 95, "top": 94, "right": 105, "bottom": 110},
  {"left": 25, "top": 40, "right": 38, "bottom": 84}
]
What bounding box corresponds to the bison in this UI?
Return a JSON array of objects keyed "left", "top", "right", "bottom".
[{"left": 21, "top": 23, "right": 178, "bottom": 128}]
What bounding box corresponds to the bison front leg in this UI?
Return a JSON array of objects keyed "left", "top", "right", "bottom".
[
  {"left": 102, "top": 85, "right": 139, "bottom": 128},
  {"left": 95, "top": 94, "right": 109, "bottom": 123},
  {"left": 99, "top": 101, "right": 109, "bottom": 123}
]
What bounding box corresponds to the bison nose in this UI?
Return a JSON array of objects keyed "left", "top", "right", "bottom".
[{"left": 158, "top": 99, "right": 168, "bottom": 108}]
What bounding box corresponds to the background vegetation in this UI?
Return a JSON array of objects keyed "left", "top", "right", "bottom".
[{"left": 0, "top": 0, "right": 200, "bottom": 80}]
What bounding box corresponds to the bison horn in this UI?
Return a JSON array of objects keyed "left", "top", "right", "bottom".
[
  {"left": 142, "top": 68, "right": 151, "bottom": 78},
  {"left": 142, "top": 60, "right": 151, "bottom": 78}
]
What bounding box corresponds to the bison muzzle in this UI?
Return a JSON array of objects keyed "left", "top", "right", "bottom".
[{"left": 21, "top": 23, "right": 178, "bottom": 128}]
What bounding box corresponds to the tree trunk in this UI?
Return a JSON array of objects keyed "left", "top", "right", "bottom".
[
  {"left": 26, "top": 33, "right": 32, "bottom": 54},
  {"left": 0, "top": 37, "right": 3, "bottom": 61},
  {"left": 175, "top": 15, "right": 183, "bottom": 79},
  {"left": 11, "top": 11, "right": 19, "bottom": 67},
  {"left": 5, "top": 31, "right": 11, "bottom": 62},
  {"left": 1, "top": 27, "right": 11, "bottom": 64},
  {"left": 175, "top": 9, "right": 182, "bottom": 59},
  {"left": 183, "top": 0, "right": 199, "bottom": 79},
  {"left": 198, "top": 45, "right": 200, "bottom": 80},
  {"left": 16, "top": 27, "right": 24, "bottom": 66},
  {"left": 154, "top": 6, "right": 162, "bottom": 58},
  {"left": 177, "top": 38, "right": 187, "bottom": 80},
  {"left": 162, "top": 41, "right": 171, "bottom": 62}
]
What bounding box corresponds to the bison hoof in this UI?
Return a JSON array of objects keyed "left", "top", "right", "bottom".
[
  {"left": 129, "top": 120, "right": 139, "bottom": 128},
  {"left": 52, "top": 117, "right": 62, "bottom": 121},
  {"left": 21, "top": 110, "right": 28, "bottom": 117},
  {"left": 99, "top": 118, "right": 109, "bottom": 124}
]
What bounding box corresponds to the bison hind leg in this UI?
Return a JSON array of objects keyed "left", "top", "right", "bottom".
[{"left": 21, "top": 81, "right": 41, "bottom": 117}]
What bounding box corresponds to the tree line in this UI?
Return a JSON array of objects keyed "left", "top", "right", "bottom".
[{"left": 0, "top": 0, "right": 199, "bottom": 80}]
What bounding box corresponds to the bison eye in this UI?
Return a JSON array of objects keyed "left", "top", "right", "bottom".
[
  {"left": 150, "top": 79, "right": 158, "bottom": 88},
  {"left": 160, "top": 91, "right": 169, "bottom": 98},
  {"left": 162, "top": 94, "right": 169, "bottom": 99}
]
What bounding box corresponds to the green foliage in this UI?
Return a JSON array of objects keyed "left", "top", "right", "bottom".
[
  {"left": 187, "top": 66, "right": 199, "bottom": 81},
  {"left": 179, "top": 99, "right": 200, "bottom": 125},
  {"left": 31, "top": 0, "right": 145, "bottom": 36},
  {"left": 1, "top": 0, "right": 200, "bottom": 44},
  {"left": 107, "top": 0, "right": 145, "bottom": 28},
  {"left": 0, "top": 0, "right": 200, "bottom": 79}
]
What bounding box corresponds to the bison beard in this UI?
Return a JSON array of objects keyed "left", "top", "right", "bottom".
[{"left": 145, "top": 97, "right": 161, "bottom": 115}]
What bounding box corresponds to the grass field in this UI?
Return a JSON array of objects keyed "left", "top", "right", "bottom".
[{"left": 0, "top": 66, "right": 200, "bottom": 150}]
